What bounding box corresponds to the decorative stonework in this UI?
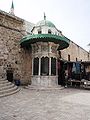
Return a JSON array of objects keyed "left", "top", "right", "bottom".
[
  {"left": 31, "top": 42, "right": 59, "bottom": 87},
  {"left": 51, "top": 45, "right": 57, "bottom": 54},
  {"left": 31, "top": 42, "right": 58, "bottom": 58},
  {"left": 41, "top": 43, "right": 49, "bottom": 52}
]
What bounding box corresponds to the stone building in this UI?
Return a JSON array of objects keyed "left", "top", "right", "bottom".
[
  {"left": 61, "top": 41, "right": 90, "bottom": 62},
  {"left": 20, "top": 14, "right": 69, "bottom": 87},
  {"left": 0, "top": 8, "right": 90, "bottom": 86},
  {"left": 0, "top": 10, "right": 30, "bottom": 84}
]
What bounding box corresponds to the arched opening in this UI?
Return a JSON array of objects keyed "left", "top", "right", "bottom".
[
  {"left": 33, "top": 57, "right": 39, "bottom": 75},
  {"left": 48, "top": 29, "right": 52, "bottom": 34},
  {"left": 51, "top": 57, "right": 56, "bottom": 75},
  {"left": 38, "top": 29, "right": 42, "bottom": 34},
  {"left": 41, "top": 57, "right": 49, "bottom": 75},
  {"left": 68, "top": 54, "right": 70, "bottom": 61},
  {"left": 58, "top": 51, "right": 61, "bottom": 59}
]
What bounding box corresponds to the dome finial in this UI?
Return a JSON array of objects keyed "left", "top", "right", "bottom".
[{"left": 44, "top": 12, "right": 46, "bottom": 20}]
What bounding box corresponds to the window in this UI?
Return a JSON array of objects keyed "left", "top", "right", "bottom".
[
  {"left": 41, "top": 57, "right": 49, "bottom": 75},
  {"left": 76, "top": 57, "right": 77, "bottom": 61},
  {"left": 58, "top": 51, "right": 61, "bottom": 58},
  {"left": 48, "top": 29, "right": 51, "bottom": 34},
  {"left": 38, "top": 30, "right": 42, "bottom": 34},
  {"left": 51, "top": 57, "right": 56, "bottom": 75},
  {"left": 33, "top": 58, "right": 39, "bottom": 75},
  {"left": 55, "top": 32, "right": 57, "bottom": 35},
  {"left": 68, "top": 54, "right": 70, "bottom": 61}
]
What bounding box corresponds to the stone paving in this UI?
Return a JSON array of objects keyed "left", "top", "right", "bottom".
[{"left": 0, "top": 87, "right": 90, "bottom": 120}]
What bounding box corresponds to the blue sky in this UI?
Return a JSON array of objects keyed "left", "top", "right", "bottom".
[{"left": 0, "top": 0, "right": 90, "bottom": 51}]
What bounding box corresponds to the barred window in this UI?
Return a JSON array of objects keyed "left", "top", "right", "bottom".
[
  {"left": 41, "top": 57, "right": 49, "bottom": 75},
  {"left": 51, "top": 57, "right": 56, "bottom": 75},
  {"left": 33, "top": 57, "right": 39, "bottom": 75}
]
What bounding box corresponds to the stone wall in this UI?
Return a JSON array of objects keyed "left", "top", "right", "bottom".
[
  {"left": 20, "top": 48, "right": 32, "bottom": 85},
  {"left": 0, "top": 10, "right": 32, "bottom": 84},
  {"left": 61, "top": 41, "right": 90, "bottom": 61}
]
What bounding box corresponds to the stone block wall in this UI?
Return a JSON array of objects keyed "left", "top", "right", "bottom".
[
  {"left": 61, "top": 41, "right": 90, "bottom": 62},
  {"left": 0, "top": 10, "right": 32, "bottom": 85},
  {"left": 20, "top": 48, "right": 32, "bottom": 85}
]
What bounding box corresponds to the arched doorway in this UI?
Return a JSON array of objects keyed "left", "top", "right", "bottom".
[{"left": 6, "top": 69, "right": 13, "bottom": 82}]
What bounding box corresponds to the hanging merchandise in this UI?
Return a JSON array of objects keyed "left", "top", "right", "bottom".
[
  {"left": 72, "top": 63, "right": 76, "bottom": 73},
  {"left": 76, "top": 62, "right": 81, "bottom": 74}
]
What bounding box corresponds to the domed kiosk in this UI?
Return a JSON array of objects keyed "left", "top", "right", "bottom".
[{"left": 20, "top": 15, "right": 70, "bottom": 87}]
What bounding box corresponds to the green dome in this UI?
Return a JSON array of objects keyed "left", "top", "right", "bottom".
[{"left": 36, "top": 20, "right": 56, "bottom": 28}]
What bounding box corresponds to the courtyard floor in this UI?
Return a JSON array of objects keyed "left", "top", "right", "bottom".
[{"left": 0, "top": 87, "right": 90, "bottom": 120}]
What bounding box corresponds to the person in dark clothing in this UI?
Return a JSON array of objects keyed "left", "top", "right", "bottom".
[{"left": 64, "top": 70, "right": 68, "bottom": 87}]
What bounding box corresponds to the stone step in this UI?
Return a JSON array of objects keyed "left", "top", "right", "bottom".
[
  {"left": 0, "top": 82, "right": 12, "bottom": 87},
  {"left": 0, "top": 85, "right": 18, "bottom": 95},
  {"left": 0, "top": 87, "right": 20, "bottom": 98},
  {"left": 25, "top": 85, "right": 64, "bottom": 91},
  {"left": 0, "top": 80, "right": 9, "bottom": 84},
  {"left": 0, "top": 79, "right": 20, "bottom": 98},
  {"left": 0, "top": 83, "right": 14, "bottom": 91}
]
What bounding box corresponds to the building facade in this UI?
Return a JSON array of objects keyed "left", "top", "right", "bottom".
[{"left": 0, "top": 9, "right": 90, "bottom": 86}]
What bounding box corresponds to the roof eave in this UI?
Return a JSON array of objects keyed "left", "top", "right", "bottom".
[{"left": 20, "top": 34, "right": 70, "bottom": 50}]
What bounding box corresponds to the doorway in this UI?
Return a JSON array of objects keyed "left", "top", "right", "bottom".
[
  {"left": 58, "top": 60, "right": 65, "bottom": 86},
  {"left": 6, "top": 70, "right": 13, "bottom": 82}
]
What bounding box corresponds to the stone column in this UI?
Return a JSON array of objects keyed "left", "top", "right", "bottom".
[
  {"left": 49, "top": 57, "right": 51, "bottom": 76},
  {"left": 56, "top": 58, "right": 58, "bottom": 75},
  {"left": 39, "top": 57, "right": 41, "bottom": 76}
]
